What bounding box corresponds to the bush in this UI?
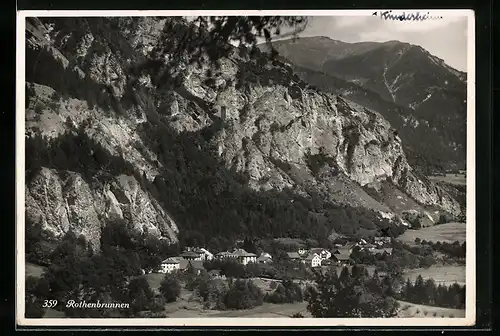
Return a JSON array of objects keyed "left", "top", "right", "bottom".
[
  {"left": 292, "top": 312, "right": 304, "bottom": 318},
  {"left": 225, "top": 279, "right": 263, "bottom": 310},
  {"left": 433, "top": 312, "right": 437, "bottom": 317},
  {"left": 25, "top": 276, "right": 49, "bottom": 318},
  {"left": 264, "top": 279, "right": 303, "bottom": 304},
  {"left": 127, "top": 276, "right": 161, "bottom": 316},
  {"left": 159, "top": 274, "right": 181, "bottom": 303}
]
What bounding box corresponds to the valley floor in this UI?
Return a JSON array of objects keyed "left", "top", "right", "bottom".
[
  {"left": 403, "top": 265, "right": 466, "bottom": 287},
  {"left": 396, "top": 222, "right": 466, "bottom": 245},
  {"left": 33, "top": 263, "right": 467, "bottom": 319},
  {"left": 396, "top": 300, "right": 465, "bottom": 318},
  {"left": 165, "top": 301, "right": 311, "bottom": 318}
]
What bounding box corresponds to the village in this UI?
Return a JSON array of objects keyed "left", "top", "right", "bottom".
[{"left": 157, "top": 236, "right": 393, "bottom": 278}]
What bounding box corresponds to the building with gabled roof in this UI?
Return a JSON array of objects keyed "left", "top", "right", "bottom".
[
  {"left": 304, "top": 253, "right": 322, "bottom": 268},
  {"left": 159, "top": 257, "right": 180, "bottom": 274},
  {"left": 232, "top": 248, "right": 257, "bottom": 265},
  {"left": 257, "top": 253, "right": 273, "bottom": 264},
  {"left": 180, "top": 250, "right": 203, "bottom": 260},
  {"left": 309, "top": 248, "right": 331, "bottom": 260},
  {"left": 287, "top": 252, "right": 301, "bottom": 260}
]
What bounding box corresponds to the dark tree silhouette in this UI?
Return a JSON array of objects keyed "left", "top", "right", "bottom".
[
  {"left": 159, "top": 274, "right": 181, "bottom": 303},
  {"left": 141, "top": 16, "right": 308, "bottom": 89},
  {"left": 306, "top": 268, "right": 398, "bottom": 317}
]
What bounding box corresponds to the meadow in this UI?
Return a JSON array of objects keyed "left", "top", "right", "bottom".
[
  {"left": 396, "top": 300, "right": 465, "bottom": 318},
  {"left": 403, "top": 265, "right": 466, "bottom": 287},
  {"left": 397, "top": 222, "right": 466, "bottom": 245}
]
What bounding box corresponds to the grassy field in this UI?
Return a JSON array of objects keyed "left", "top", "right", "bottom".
[
  {"left": 403, "top": 265, "right": 466, "bottom": 286},
  {"left": 428, "top": 174, "right": 466, "bottom": 186},
  {"left": 165, "top": 301, "right": 311, "bottom": 318},
  {"left": 397, "top": 222, "right": 466, "bottom": 245},
  {"left": 396, "top": 300, "right": 465, "bottom": 318},
  {"left": 25, "top": 262, "right": 47, "bottom": 279}
]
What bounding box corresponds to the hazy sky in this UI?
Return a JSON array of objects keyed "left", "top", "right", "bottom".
[{"left": 263, "top": 15, "right": 469, "bottom": 72}]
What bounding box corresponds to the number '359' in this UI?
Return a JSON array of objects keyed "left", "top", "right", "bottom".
[{"left": 42, "top": 300, "right": 58, "bottom": 308}]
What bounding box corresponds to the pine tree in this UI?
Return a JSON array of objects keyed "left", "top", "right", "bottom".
[
  {"left": 424, "top": 278, "right": 437, "bottom": 305},
  {"left": 403, "top": 278, "right": 413, "bottom": 301},
  {"left": 413, "top": 275, "right": 425, "bottom": 304}
]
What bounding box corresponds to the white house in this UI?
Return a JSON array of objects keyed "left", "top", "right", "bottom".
[
  {"left": 309, "top": 248, "right": 331, "bottom": 260},
  {"left": 305, "top": 253, "right": 322, "bottom": 268},
  {"left": 159, "top": 258, "right": 180, "bottom": 274},
  {"left": 233, "top": 249, "right": 258, "bottom": 265}
]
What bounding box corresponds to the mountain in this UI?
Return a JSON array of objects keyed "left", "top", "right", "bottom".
[
  {"left": 23, "top": 17, "right": 462, "bottom": 252},
  {"left": 260, "top": 36, "right": 467, "bottom": 172}
]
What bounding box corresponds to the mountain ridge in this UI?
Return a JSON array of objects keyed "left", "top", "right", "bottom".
[
  {"left": 24, "top": 17, "right": 463, "bottom": 250},
  {"left": 259, "top": 35, "right": 467, "bottom": 171}
]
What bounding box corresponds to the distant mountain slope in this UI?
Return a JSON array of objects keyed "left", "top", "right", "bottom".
[{"left": 260, "top": 36, "right": 467, "bottom": 171}]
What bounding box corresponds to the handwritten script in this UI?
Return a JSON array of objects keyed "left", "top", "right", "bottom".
[{"left": 372, "top": 10, "right": 443, "bottom": 21}]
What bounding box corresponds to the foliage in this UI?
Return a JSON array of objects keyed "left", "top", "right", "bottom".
[
  {"left": 188, "top": 275, "right": 229, "bottom": 310},
  {"left": 148, "top": 16, "right": 307, "bottom": 81},
  {"left": 25, "top": 276, "right": 50, "bottom": 318},
  {"left": 397, "top": 276, "right": 465, "bottom": 309},
  {"left": 421, "top": 240, "right": 466, "bottom": 259},
  {"left": 159, "top": 273, "right": 181, "bottom": 303},
  {"left": 306, "top": 267, "right": 399, "bottom": 317},
  {"left": 264, "top": 278, "right": 303, "bottom": 304},
  {"left": 224, "top": 279, "right": 264, "bottom": 310},
  {"left": 27, "top": 221, "right": 179, "bottom": 318},
  {"left": 25, "top": 217, "right": 53, "bottom": 266},
  {"left": 126, "top": 276, "right": 164, "bottom": 316}
]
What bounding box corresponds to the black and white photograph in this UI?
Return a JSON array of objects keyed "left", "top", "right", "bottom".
[{"left": 16, "top": 10, "right": 475, "bottom": 326}]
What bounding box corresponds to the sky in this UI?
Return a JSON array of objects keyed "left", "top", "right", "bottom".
[{"left": 256, "top": 15, "right": 469, "bottom": 72}]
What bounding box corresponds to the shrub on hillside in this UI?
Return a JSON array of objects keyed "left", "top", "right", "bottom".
[
  {"left": 225, "top": 279, "right": 263, "bottom": 310},
  {"left": 126, "top": 276, "right": 164, "bottom": 316},
  {"left": 306, "top": 267, "right": 399, "bottom": 317},
  {"left": 159, "top": 274, "right": 181, "bottom": 303},
  {"left": 264, "top": 279, "right": 303, "bottom": 304}
]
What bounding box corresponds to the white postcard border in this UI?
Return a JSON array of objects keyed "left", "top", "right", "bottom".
[{"left": 16, "top": 9, "right": 476, "bottom": 327}]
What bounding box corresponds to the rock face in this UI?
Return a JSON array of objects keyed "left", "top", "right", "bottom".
[
  {"left": 24, "top": 17, "right": 463, "bottom": 248},
  {"left": 183, "top": 69, "right": 461, "bottom": 216},
  {"left": 262, "top": 37, "right": 467, "bottom": 171},
  {"left": 25, "top": 168, "right": 179, "bottom": 250}
]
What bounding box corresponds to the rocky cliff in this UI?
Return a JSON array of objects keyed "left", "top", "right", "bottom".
[
  {"left": 261, "top": 37, "right": 467, "bottom": 172},
  {"left": 24, "top": 17, "right": 462, "bottom": 249}
]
